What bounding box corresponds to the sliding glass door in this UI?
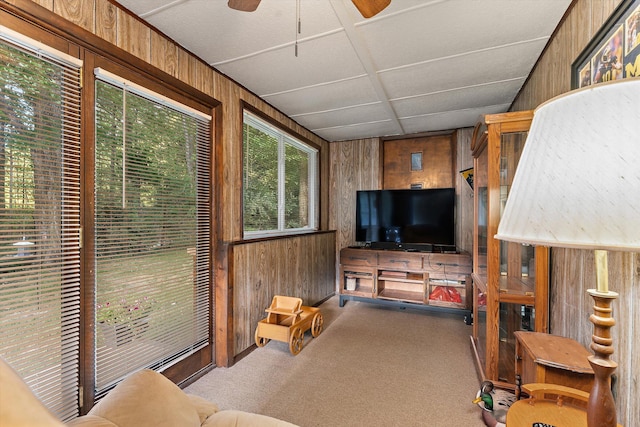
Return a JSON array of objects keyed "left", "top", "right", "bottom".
[{"left": 94, "top": 71, "right": 212, "bottom": 396}]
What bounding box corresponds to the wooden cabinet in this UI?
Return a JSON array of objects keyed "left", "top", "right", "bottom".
[
  {"left": 515, "top": 331, "right": 594, "bottom": 394},
  {"left": 470, "top": 111, "right": 550, "bottom": 384},
  {"left": 339, "top": 248, "right": 471, "bottom": 310}
]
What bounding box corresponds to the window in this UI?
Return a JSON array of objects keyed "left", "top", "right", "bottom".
[
  {"left": 243, "top": 110, "right": 318, "bottom": 237},
  {"left": 0, "top": 28, "right": 82, "bottom": 421},
  {"left": 94, "top": 69, "right": 212, "bottom": 395}
]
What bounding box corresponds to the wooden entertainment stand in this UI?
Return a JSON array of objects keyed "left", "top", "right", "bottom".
[{"left": 339, "top": 247, "right": 472, "bottom": 312}]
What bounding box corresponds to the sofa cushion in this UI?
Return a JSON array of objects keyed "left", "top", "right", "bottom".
[
  {"left": 66, "top": 414, "right": 119, "bottom": 427},
  {"left": 204, "top": 410, "right": 298, "bottom": 427},
  {"left": 0, "top": 358, "right": 65, "bottom": 427},
  {"left": 187, "top": 394, "right": 220, "bottom": 424},
  {"left": 88, "top": 369, "right": 200, "bottom": 427}
]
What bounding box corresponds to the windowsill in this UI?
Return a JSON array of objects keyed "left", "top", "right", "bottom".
[
  {"left": 243, "top": 228, "right": 318, "bottom": 240},
  {"left": 232, "top": 229, "right": 334, "bottom": 246}
]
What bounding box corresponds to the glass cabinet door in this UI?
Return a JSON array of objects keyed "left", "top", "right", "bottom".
[
  {"left": 498, "top": 131, "right": 536, "bottom": 296},
  {"left": 475, "top": 149, "right": 488, "bottom": 283}
]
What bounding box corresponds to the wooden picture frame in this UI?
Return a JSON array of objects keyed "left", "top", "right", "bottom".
[{"left": 571, "top": 0, "right": 640, "bottom": 88}]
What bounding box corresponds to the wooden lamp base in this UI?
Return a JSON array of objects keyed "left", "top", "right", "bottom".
[{"left": 586, "top": 289, "right": 618, "bottom": 427}]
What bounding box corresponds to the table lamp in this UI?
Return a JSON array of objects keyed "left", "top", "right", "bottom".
[{"left": 495, "top": 78, "right": 640, "bottom": 427}]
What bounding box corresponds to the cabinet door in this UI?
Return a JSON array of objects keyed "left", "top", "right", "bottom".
[{"left": 498, "top": 131, "right": 536, "bottom": 296}]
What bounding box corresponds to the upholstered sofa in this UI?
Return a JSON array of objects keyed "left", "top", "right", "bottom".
[{"left": 0, "top": 358, "right": 297, "bottom": 427}]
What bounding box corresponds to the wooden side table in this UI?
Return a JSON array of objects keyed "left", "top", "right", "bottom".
[{"left": 515, "top": 331, "right": 594, "bottom": 395}]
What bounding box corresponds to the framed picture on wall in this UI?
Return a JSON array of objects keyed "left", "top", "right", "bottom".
[
  {"left": 411, "top": 152, "right": 422, "bottom": 171},
  {"left": 572, "top": 0, "right": 640, "bottom": 88}
]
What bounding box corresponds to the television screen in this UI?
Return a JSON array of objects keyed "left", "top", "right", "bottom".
[{"left": 355, "top": 188, "right": 455, "bottom": 251}]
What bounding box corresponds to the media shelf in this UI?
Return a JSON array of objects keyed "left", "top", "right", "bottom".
[{"left": 339, "top": 248, "right": 471, "bottom": 311}]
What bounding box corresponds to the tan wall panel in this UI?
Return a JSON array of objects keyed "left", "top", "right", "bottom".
[
  {"left": 53, "top": 0, "right": 92, "bottom": 32},
  {"left": 29, "top": 0, "right": 52, "bottom": 9},
  {"left": 95, "top": 0, "right": 117, "bottom": 45},
  {"left": 150, "top": 31, "right": 178, "bottom": 77},
  {"left": 116, "top": 8, "right": 150, "bottom": 62},
  {"left": 455, "top": 128, "right": 474, "bottom": 255}
]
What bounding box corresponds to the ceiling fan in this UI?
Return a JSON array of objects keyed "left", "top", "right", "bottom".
[{"left": 228, "top": 0, "right": 391, "bottom": 18}]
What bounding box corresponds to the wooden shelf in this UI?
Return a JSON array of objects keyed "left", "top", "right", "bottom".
[
  {"left": 378, "top": 276, "right": 423, "bottom": 284},
  {"left": 339, "top": 248, "right": 471, "bottom": 311},
  {"left": 377, "top": 288, "right": 424, "bottom": 303}
]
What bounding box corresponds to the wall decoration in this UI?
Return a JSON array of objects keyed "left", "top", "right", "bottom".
[
  {"left": 572, "top": 0, "right": 640, "bottom": 88},
  {"left": 460, "top": 168, "right": 474, "bottom": 190},
  {"left": 411, "top": 152, "right": 423, "bottom": 171}
]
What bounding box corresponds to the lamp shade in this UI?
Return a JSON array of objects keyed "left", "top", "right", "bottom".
[{"left": 495, "top": 79, "right": 640, "bottom": 251}]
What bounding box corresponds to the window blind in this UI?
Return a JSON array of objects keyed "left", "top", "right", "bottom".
[
  {"left": 94, "top": 74, "right": 211, "bottom": 394},
  {"left": 0, "top": 30, "right": 82, "bottom": 421}
]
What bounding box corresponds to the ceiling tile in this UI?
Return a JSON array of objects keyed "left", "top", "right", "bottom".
[
  {"left": 313, "top": 120, "right": 399, "bottom": 141},
  {"left": 379, "top": 39, "right": 548, "bottom": 100},
  {"left": 391, "top": 79, "right": 526, "bottom": 118},
  {"left": 292, "top": 102, "right": 388, "bottom": 130},
  {"left": 216, "top": 30, "right": 366, "bottom": 96},
  {"left": 400, "top": 104, "right": 510, "bottom": 134},
  {"left": 357, "top": 0, "right": 571, "bottom": 70},
  {"left": 263, "top": 75, "right": 377, "bottom": 114}
]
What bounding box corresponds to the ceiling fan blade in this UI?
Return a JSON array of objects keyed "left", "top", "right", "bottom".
[
  {"left": 351, "top": 0, "right": 391, "bottom": 18},
  {"left": 228, "top": 0, "right": 261, "bottom": 12}
]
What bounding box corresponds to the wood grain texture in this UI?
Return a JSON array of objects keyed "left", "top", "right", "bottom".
[
  {"left": 455, "top": 128, "right": 474, "bottom": 255},
  {"left": 328, "top": 138, "right": 381, "bottom": 275},
  {"left": 116, "top": 8, "right": 150, "bottom": 63},
  {"left": 383, "top": 135, "right": 454, "bottom": 190},
  {"left": 95, "top": 0, "right": 116, "bottom": 44},
  {"left": 53, "top": 0, "right": 92, "bottom": 32},
  {"left": 150, "top": 31, "right": 177, "bottom": 77},
  {"left": 29, "top": 0, "right": 52, "bottom": 9},
  {"left": 230, "top": 232, "right": 336, "bottom": 356}
]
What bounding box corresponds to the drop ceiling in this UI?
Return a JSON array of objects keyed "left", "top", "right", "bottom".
[{"left": 115, "top": 0, "right": 572, "bottom": 142}]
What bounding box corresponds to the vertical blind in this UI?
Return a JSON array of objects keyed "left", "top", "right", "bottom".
[
  {"left": 0, "top": 29, "right": 82, "bottom": 421},
  {"left": 94, "top": 71, "right": 212, "bottom": 394}
]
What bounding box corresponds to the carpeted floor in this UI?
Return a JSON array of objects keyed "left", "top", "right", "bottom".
[{"left": 185, "top": 296, "right": 486, "bottom": 426}]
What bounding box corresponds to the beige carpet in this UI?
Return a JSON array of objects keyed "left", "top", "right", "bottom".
[{"left": 186, "top": 296, "right": 486, "bottom": 426}]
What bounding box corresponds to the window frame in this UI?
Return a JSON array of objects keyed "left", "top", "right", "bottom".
[
  {"left": 242, "top": 107, "right": 319, "bottom": 239},
  {"left": 83, "top": 52, "right": 217, "bottom": 405}
]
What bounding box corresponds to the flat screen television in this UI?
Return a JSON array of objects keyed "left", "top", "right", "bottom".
[{"left": 355, "top": 188, "right": 456, "bottom": 252}]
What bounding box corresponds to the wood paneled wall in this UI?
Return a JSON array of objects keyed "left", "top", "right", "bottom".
[
  {"left": 328, "top": 138, "right": 382, "bottom": 265},
  {"left": 383, "top": 134, "right": 454, "bottom": 190},
  {"left": 230, "top": 232, "right": 336, "bottom": 356},
  {"left": 13, "top": 0, "right": 334, "bottom": 369},
  {"left": 512, "top": 1, "right": 638, "bottom": 425},
  {"left": 455, "top": 128, "right": 474, "bottom": 255}
]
